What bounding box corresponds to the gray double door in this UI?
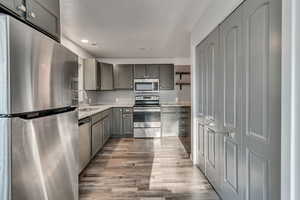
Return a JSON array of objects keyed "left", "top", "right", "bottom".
[{"left": 195, "top": 0, "right": 281, "bottom": 199}]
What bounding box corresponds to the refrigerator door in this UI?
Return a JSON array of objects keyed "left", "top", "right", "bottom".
[
  {"left": 11, "top": 110, "right": 78, "bottom": 200},
  {"left": 0, "top": 15, "right": 78, "bottom": 115}
]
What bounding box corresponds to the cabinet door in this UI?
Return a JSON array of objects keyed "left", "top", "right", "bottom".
[
  {"left": 219, "top": 5, "right": 243, "bottom": 200},
  {"left": 0, "top": 0, "right": 26, "bottom": 17},
  {"left": 112, "top": 108, "right": 123, "bottom": 137},
  {"left": 114, "top": 64, "right": 133, "bottom": 89},
  {"left": 147, "top": 64, "right": 160, "bottom": 78},
  {"left": 103, "top": 117, "right": 110, "bottom": 143},
  {"left": 100, "top": 63, "right": 113, "bottom": 90},
  {"left": 122, "top": 114, "right": 133, "bottom": 136},
  {"left": 242, "top": 0, "right": 281, "bottom": 199},
  {"left": 25, "top": 0, "right": 60, "bottom": 39},
  {"left": 159, "top": 64, "right": 174, "bottom": 90},
  {"left": 134, "top": 64, "right": 147, "bottom": 78},
  {"left": 84, "top": 59, "right": 100, "bottom": 91},
  {"left": 91, "top": 121, "right": 103, "bottom": 157}
]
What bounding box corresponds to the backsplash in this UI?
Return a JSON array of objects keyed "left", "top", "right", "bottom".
[{"left": 85, "top": 85, "right": 190, "bottom": 105}]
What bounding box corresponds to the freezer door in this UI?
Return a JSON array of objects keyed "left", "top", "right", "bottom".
[
  {"left": 11, "top": 110, "right": 78, "bottom": 200},
  {"left": 0, "top": 15, "right": 78, "bottom": 115}
]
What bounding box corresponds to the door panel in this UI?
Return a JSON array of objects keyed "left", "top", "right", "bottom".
[
  {"left": 220, "top": 4, "right": 243, "bottom": 200},
  {"left": 134, "top": 64, "right": 147, "bottom": 78},
  {"left": 196, "top": 122, "right": 206, "bottom": 173},
  {"left": 147, "top": 64, "right": 160, "bottom": 79},
  {"left": 11, "top": 111, "right": 78, "bottom": 200},
  {"left": 26, "top": 0, "right": 60, "bottom": 38},
  {"left": 242, "top": 0, "right": 281, "bottom": 199},
  {"left": 101, "top": 63, "right": 113, "bottom": 90},
  {"left": 91, "top": 121, "right": 103, "bottom": 156},
  {"left": 114, "top": 64, "right": 133, "bottom": 89}
]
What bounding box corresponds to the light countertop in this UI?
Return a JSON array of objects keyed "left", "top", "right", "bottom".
[{"left": 78, "top": 102, "right": 191, "bottom": 120}]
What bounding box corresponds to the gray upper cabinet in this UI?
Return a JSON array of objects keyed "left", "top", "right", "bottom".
[
  {"left": 0, "top": 0, "right": 60, "bottom": 40},
  {"left": 84, "top": 59, "right": 101, "bottom": 91},
  {"left": 147, "top": 64, "right": 160, "bottom": 78},
  {"left": 134, "top": 64, "right": 160, "bottom": 79},
  {"left": 100, "top": 63, "right": 113, "bottom": 91},
  {"left": 84, "top": 59, "right": 113, "bottom": 91},
  {"left": 0, "top": 0, "right": 27, "bottom": 17},
  {"left": 134, "top": 64, "right": 147, "bottom": 78},
  {"left": 159, "top": 64, "right": 174, "bottom": 90},
  {"left": 114, "top": 64, "right": 134, "bottom": 90},
  {"left": 25, "top": 0, "right": 60, "bottom": 39}
]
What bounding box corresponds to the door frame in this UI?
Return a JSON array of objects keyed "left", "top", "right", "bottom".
[{"left": 281, "top": 0, "right": 300, "bottom": 200}]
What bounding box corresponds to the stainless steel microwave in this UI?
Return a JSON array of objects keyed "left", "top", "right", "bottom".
[{"left": 134, "top": 79, "right": 159, "bottom": 93}]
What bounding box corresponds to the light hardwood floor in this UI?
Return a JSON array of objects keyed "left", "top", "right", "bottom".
[{"left": 79, "top": 137, "right": 220, "bottom": 200}]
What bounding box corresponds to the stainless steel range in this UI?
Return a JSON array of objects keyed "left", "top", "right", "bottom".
[{"left": 133, "top": 94, "right": 161, "bottom": 138}]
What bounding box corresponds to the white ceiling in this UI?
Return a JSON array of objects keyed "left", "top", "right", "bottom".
[{"left": 60, "top": 0, "right": 211, "bottom": 58}]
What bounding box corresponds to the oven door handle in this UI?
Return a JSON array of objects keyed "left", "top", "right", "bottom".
[{"left": 134, "top": 109, "right": 161, "bottom": 112}]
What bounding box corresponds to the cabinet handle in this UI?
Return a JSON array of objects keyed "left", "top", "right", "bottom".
[
  {"left": 17, "top": 4, "right": 27, "bottom": 12},
  {"left": 29, "top": 11, "right": 36, "bottom": 18}
]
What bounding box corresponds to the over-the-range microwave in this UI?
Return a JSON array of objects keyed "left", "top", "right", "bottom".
[{"left": 134, "top": 79, "right": 159, "bottom": 93}]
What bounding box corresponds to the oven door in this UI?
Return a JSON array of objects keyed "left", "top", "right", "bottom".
[{"left": 133, "top": 107, "right": 161, "bottom": 128}]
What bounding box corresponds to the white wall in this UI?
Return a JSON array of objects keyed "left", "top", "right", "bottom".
[
  {"left": 281, "top": 0, "right": 300, "bottom": 199},
  {"left": 61, "top": 36, "right": 93, "bottom": 103},
  {"left": 190, "top": 0, "right": 244, "bottom": 163}
]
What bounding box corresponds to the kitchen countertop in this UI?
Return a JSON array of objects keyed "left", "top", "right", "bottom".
[
  {"left": 78, "top": 104, "right": 133, "bottom": 120},
  {"left": 78, "top": 103, "right": 191, "bottom": 120}
]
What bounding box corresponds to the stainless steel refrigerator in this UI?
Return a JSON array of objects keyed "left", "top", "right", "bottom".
[{"left": 0, "top": 14, "right": 79, "bottom": 200}]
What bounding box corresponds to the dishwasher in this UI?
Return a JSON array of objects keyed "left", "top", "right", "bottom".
[{"left": 79, "top": 117, "right": 91, "bottom": 173}]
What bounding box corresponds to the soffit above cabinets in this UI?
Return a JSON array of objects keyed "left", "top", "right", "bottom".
[{"left": 60, "top": 0, "right": 211, "bottom": 58}]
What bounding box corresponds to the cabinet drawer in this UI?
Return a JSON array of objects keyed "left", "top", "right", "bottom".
[{"left": 91, "top": 112, "right": 103, "bottom": 124}]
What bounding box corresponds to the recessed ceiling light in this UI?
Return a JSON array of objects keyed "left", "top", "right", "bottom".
[{"left": 81, "top": 39, "right": 89, "bottom": 43}]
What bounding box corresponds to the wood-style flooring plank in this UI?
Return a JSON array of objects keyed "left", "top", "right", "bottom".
[{"left": 80, "top": 137, "right": 219, "bottom": 200}]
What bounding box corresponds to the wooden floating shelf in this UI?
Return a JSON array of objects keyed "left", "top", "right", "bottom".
[
  {"left": 176, "top": 82, "right": 190, "bottom": 85},
  {"left": 176, "top": 72, "right": 190, "bottom": 75}
]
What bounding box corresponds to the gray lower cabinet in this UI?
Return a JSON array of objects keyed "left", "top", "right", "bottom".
[
  {"left": 91, "top": 120, "right": 103, "bottom": 157},
  {"left": 112, "top": 108, "right": 123, "bottom": 137},
  {"left": 114, "top": 64, "right": 134, "bottom": 90},
  {"left": 161, "top": 107, "right": 191, "bottom": 137},
  {"left": 112, "top": 107, "right": 133, "bottom": 137},
  {"left": 122, "top": 113, "right": 133, "bottom": 136},
  {"left": 159, "top": 64, "right": 174, "bottom": 90}
]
